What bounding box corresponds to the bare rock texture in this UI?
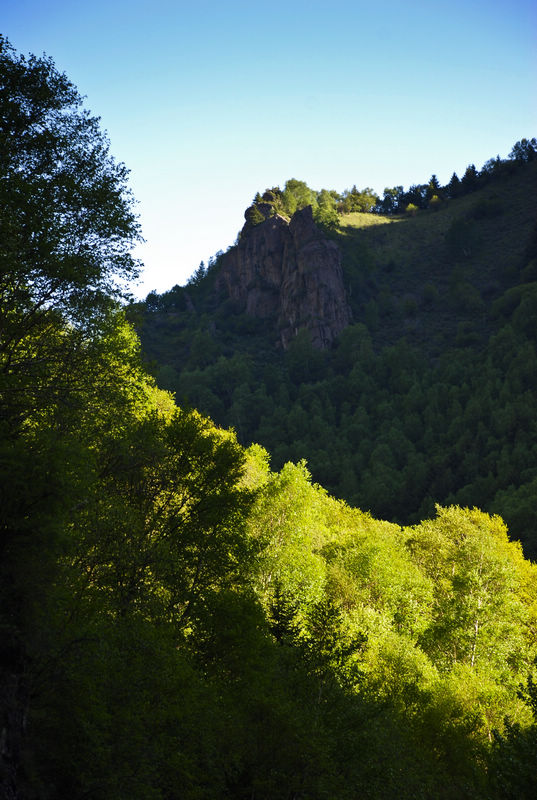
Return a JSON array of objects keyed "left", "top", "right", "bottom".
[{"left": 215, "top": 206, "right": 351, "bottom": 348}]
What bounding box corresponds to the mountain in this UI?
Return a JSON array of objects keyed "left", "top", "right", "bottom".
[{"left": 133, "top": 156, "right": 537, "bottom": 556}]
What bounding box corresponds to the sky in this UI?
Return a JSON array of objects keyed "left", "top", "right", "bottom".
[{"left": 3, "top": 0, "right": 536, "bottom": 298}]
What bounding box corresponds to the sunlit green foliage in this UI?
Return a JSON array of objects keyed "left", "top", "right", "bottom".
[{"left": 4, "top": 37, "right": 537, "bottom": 799}]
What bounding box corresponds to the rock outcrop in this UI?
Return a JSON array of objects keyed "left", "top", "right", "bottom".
[{"left": 215, "top": 206, "right": 352, "bottom": 348}]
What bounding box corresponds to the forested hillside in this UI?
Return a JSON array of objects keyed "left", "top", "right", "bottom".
[
  {"left": 3, "top": 36, "right": 537, "bottom": 800},
  {"left": 136, "top": 153, "right": 537, "bottom": 558}
]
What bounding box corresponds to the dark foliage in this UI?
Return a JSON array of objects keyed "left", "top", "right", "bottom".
[{"left": 3, "top": 38, "right": 537, "bottom": 799}]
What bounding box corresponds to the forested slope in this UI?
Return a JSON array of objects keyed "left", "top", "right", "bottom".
[
  {"left": 136, "top": 157, "right": 537, "bottom": 557},
  {"left": 3, "top": 37, "right": 537, "bottom": 800}
]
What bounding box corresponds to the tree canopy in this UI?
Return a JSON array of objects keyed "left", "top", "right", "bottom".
[{"left": 2, "top": 37, "right": 537, "bottom": 800}]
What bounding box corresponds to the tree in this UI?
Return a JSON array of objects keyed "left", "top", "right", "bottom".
[
  {"left": 481, "top": 155, "right": 505, "bottom": 178},
  {"left": 244, "top": 203, "right": 265, "bottom": 226},
  {"left": 509, "top": 138, "right": 537, "bottom": 163},
  {"left": 70, "top": 407, "right": 254, "bottom": 625},
  {"left": 248, "top": 460, "right": 328, "bottom": 609},
  {"left": 447, "top": 172, "right": 461, "bottom": 199},
  {"left": 0, "top": 36, "right": 141, "bottom": 352},
  {"left": 187, "top": 261, "right": 207, "bottom": 285},
  {"left": 425, "top": 174, "right": 442, "bottom": 203},
  {"left": 282, "top": 178, "right": 317, "bottom": 216},
  {"left": 401, "top": 184, "right": 428, "bottom": 210},
  {"left": 0, "top": 38, "right": 141, "bottom": 796},
  {"left": 408, "top": 507, "right": 534, "bottom": 681},
  {"left": 314, "top": 188, "right": 339, "bottom": 230},
  {"left": 379, "top": 185, "right": 404, "bottom": 214},
  {"left": 338, "top": 186, "right": 379, "bottom": 214},
  {"left": 461, "top": 164, "right": 479, "bottom": 193}
]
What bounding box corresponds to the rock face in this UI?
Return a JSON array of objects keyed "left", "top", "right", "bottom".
[{"left": 215, "top": 206, "right": 352, "bottom": 348}]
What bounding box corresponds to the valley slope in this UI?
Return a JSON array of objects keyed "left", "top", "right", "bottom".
[{"left": 134, "top": 158, "right": 537, "bottom": 556}]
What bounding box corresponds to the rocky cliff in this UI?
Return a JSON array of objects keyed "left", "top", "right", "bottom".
[{"left": 215, "top": 206, "right": 352, "bottom": 348}]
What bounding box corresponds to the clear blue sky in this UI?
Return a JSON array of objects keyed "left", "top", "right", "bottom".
[{"left": 3, "top": 0, "right": 536, "bottom": 298}]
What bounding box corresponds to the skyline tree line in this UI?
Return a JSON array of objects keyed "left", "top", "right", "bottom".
[{"left": 237, "top": 136, "right": 537, "bottom": 232}]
